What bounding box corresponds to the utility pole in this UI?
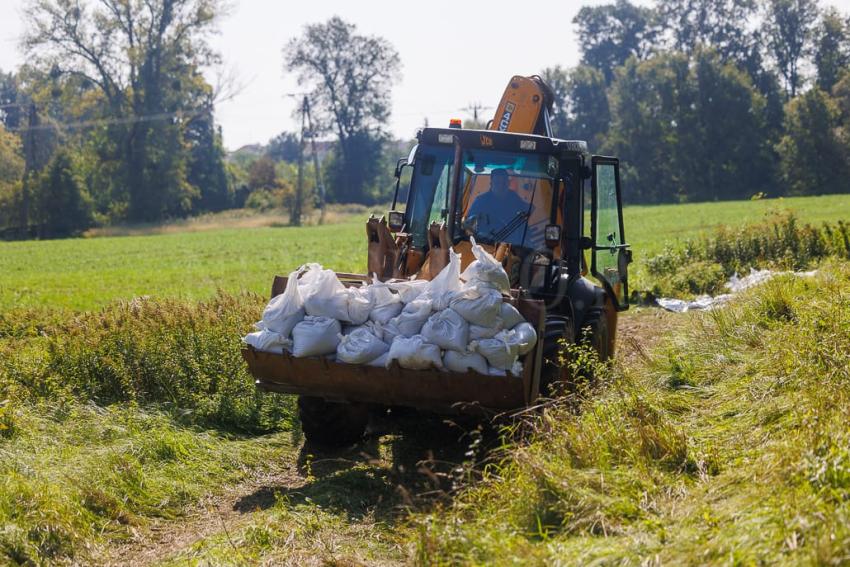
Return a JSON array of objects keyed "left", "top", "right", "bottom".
[
  {"left": 292, "top": 97, "right": 307, "bottom": 227},
  {"left": 20, "top": 102, "right": 38, "bottom": 236},
  {"left": 462, "top": 102, "right": 491, "bottom": 126},
  {"left": 303, "top": 96, "right": 326, "bottom": 224}
]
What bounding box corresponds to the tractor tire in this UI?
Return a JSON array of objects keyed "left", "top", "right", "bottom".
[
  {"left": 297, "top": 396, "right": 369, "bottom": 448},
  {"left": 539, "top": 316, "right": 575, "bottom": 397},
  {"left": 581, "top": 306, "right": 612, "bottom": 363}
]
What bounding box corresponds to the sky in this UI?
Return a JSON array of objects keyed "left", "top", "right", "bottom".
[{"left": 2, "top": 0, "right": 850, "bottom": 151}]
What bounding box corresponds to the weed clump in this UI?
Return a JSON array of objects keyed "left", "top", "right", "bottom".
[
  {"left": 0, "top": 292, "right": 294, "bottom": 433},
  {"left": 645, "top": 212, "right": 850, "bottom": 297}
]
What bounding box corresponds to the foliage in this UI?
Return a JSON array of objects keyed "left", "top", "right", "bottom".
[
  {"left": 265, "top": 131, "right": 300, "bottom": 163},
  {"left": 777, "top": 87, "right": 849, "bottom": 195},
  {"left": 32, "top": 149, "right": 93, "bottom": 238},
  {"left": 284, "top": 16, "right": 401, "bottom": 204},
  {"left": 20, "top": 0, "right": 230, "bottom": 223},
  {"left": 814, "top": 8, "right": 850, "bottom": 92},
  {"left": 574, "top": 0, "right": 657, "bottom": 82},
  {"left": 607, "top": 49, "right": 775, "bottom": 203},
  {"left": 414, "top": 261, "right": 850, "bottom": 564},
  {"left": 657, "top": 0, "right": 759, "bottom": 61},
  {"left": 765, "top": 0, "right": 819, "bottom": 98}
]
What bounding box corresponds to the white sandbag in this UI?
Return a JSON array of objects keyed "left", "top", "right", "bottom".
[
  {"left": 369, "top": 280, "right": 403, "bottom": 324},
  {"left": 345, "top": 285, "right": 374, "bottom": 325},
  {"left": 261, "top": 269, "right": 305, "bottom": 337},
  {"left": 299, "top": 264, "right": 350, "bottom": 321},
  {"left": 243, "top": 329, "right": 290, "bottom": 354},
  {"left": 471, "top": 330, "right": 521, "bottom": 370},
  {"left": 422, "top": 249, "right": 462, "bottom": 309},
  {"left": 367, "top": 351, "right": 389, "bottom": 367},
  {"left": 387, "top": 278, "right": 429, "bottom": 303},
  {"left": 499, "top": 302, "right": 526, "bottom": 328},
  {"left": 511, "top": 322, "right": 538, "bottom": 355},
  {"left": 421, "top": 308, "right": 469, "bottom": 352},
  {"left": 336, "top": 327, "right": 389, "bottom": 365},
  {"left": 443, "top": 350, "right": 489, "bottom": 374},
  {"left": 291, "top": 316, "right": 341, "bottom": 357},
  {"left": 460, "top": 237, "right": 511, "bottom": 294},
  {"left": 469, "top": 320, "right": 503, "bottom": 340},
  {"left": 343, "top": 320, "right": 384, "bottom": 342},
  {"left": 488, "top": 367, "right": 507, "bottom": 377},
  {"left": 383, "top": 304, "right": 431, "bottom": 343},
  {"left": 386, "top": 335, "right": 444, "bottom": 370},
  {"left": 450, "top": 288, "right": 503, "bottom": 327}
]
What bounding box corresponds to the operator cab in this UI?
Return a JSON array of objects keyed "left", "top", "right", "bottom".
[{"left": 387, "top": 126, "right": 630, "bottom": 310}]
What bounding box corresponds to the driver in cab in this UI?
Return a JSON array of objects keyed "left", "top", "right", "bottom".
[{"left": 465, "top": 168, "right": 530, "bottom": 240}]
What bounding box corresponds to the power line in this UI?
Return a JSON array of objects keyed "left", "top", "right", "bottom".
[{"left": 5, "top": 106, "right": 213, "bottom": 133}]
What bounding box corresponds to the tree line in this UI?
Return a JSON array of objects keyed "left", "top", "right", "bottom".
[
  {"left": 545, "top": 0, "right": 850, "bottom": 203},
  {"left": 1, "top": 1, "right": 848, "bottom": 240}
]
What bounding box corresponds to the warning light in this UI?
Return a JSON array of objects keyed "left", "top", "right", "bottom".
[{"left": 449, "top": 118, "right": 462, "bottom": 129}]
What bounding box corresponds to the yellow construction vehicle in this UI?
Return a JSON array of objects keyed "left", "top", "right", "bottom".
[{"left": 243, "top": 75, "right": 631, "bottom": 446}]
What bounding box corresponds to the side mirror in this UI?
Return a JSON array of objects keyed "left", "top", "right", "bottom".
[
  {"left": 394, "top": 158, "right": 407, "bottom": 178},
  {"left": 388, "top": 210, "right": 405, "bottom": 232},
  {"left": 544, "top": 224, "right": 561, "bottom": 249}
]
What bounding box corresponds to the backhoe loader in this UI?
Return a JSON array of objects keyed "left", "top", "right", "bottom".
[{"left": 242, "top": 75, "right": 632, "bottom": 446}]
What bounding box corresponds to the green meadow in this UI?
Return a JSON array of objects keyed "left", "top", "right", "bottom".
[{"left": 1, "top": 194, "right": 848, "bottom": 311}]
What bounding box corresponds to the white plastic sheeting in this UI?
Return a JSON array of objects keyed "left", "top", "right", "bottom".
[{"left": 657, "top": 268, "right": 818, "bottom": 313}]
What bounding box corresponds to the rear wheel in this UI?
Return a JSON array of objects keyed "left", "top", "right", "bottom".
[
  {"left": 297, "top": 396, "right": 369, "bottom": 447},
  {"left": 581, "top": 306, "right": 611, "bottom": 362},
  {"left": 539, "top": 316, "right": 575, "bottom": 397}
]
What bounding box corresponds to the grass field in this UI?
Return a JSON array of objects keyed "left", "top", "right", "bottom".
[
  {"left": 1, "top": 194, "right": 848, "bottom": 311},
  {"left": 0, "top": 194, "right": 848, "bottom": 564}
]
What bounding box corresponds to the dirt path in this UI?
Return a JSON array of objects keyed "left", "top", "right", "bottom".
[{"left": 103, "top": 462, "right": 304, "bottom": 566}]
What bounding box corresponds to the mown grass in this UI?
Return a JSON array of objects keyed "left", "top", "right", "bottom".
[
  {"left": 0, "top": 402, "right": 293, "bottom": 565},
  {"left": 0, "top": 194, "right": 847, "bottom": 310},
  {"left": 411, "top": 260, "right": 850, "bottom": 564}
]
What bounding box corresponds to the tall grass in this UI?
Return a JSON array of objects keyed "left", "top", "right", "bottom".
[
  {"left": 644, "top": 212, "right": 850, "bottom": 296},
  {"left": 0, "top": 292, "right": 293, "bottom": 433},
  {"left": 414, "top": 260, "right": 850, "bottom": 564}
]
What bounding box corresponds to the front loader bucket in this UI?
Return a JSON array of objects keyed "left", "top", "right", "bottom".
[{"left": 244, "top": 274, "right": 546, "bottom": 415}]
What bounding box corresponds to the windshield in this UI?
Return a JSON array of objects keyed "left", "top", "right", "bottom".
[
  {"left": 459, "top": 149, "right": 559, "bottom": 250},
  {"left": 405, "top": 144, "right": 561, "bottom": 251}
]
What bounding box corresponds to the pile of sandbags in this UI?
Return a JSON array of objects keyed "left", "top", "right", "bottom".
[{"left": 242, "top": 238, "right": 537, "bottom": 376}]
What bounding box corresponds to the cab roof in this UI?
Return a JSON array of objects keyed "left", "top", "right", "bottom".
[{"left": 417, "top": 127, "right": 589, "bottom": 158}]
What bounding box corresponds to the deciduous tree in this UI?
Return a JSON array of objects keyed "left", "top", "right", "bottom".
[
  {"left": 765, "top": 0, "right": 819, "bottom": 98},
  {"left": 23, "top": 0, "right": 226, "bottom": 221},
  {"left": 284, "top": 16, "right": 401, "bottom": 203}
]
